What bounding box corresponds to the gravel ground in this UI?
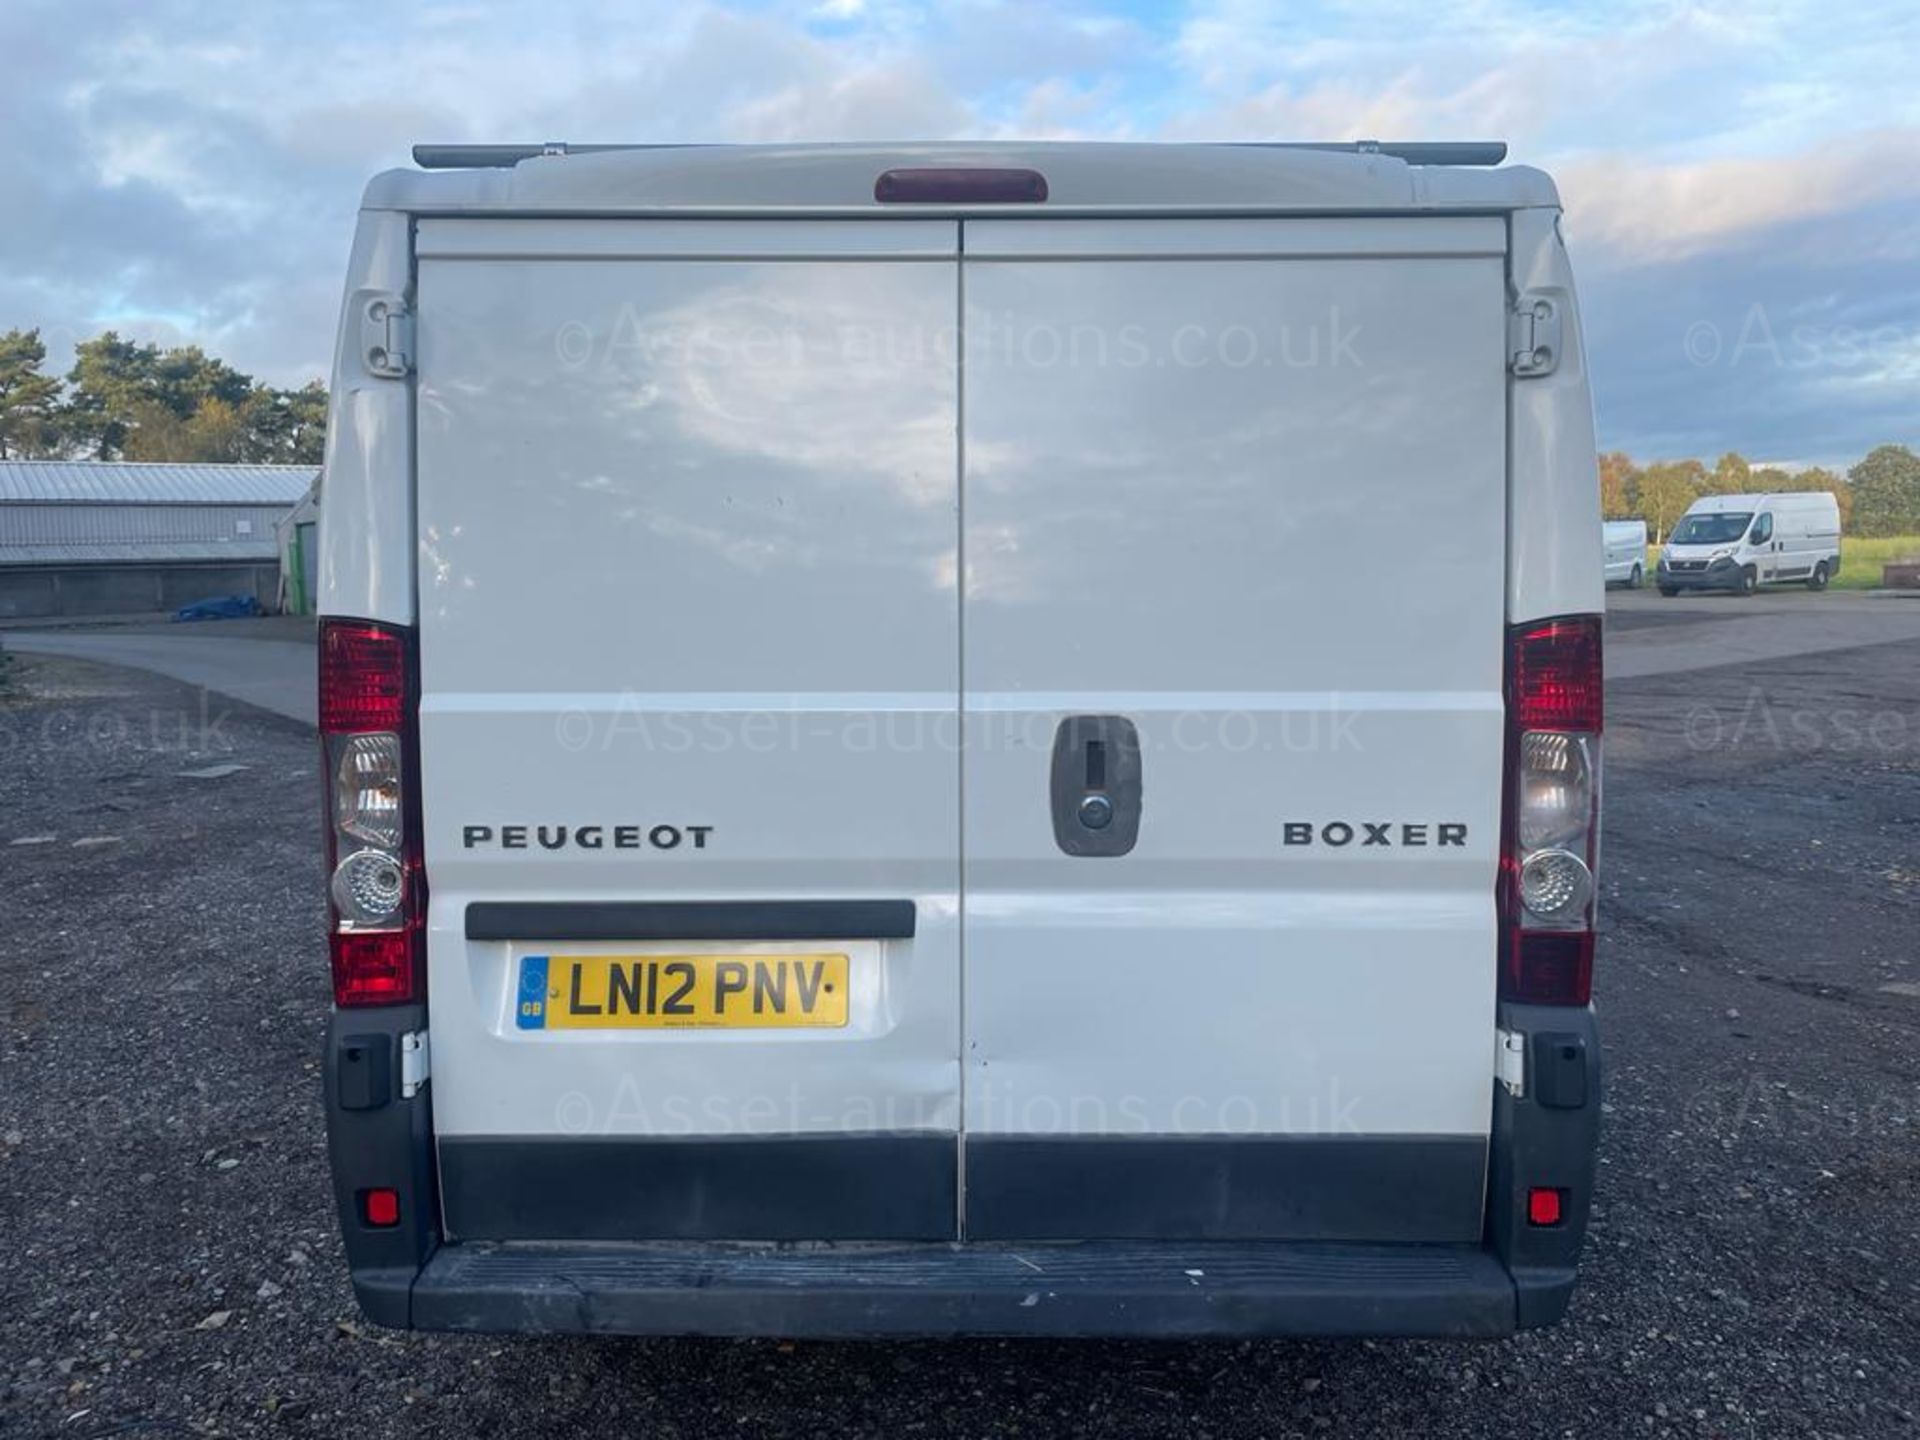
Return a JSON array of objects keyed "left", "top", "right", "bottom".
[{"left": 2, "top": 636, "right": 1917, "bottom": 1439}]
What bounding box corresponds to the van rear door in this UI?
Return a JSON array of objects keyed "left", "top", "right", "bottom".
[
  {"left": 957, "top": 218, "right": 1510, "bottom": 1240},
  {"left": 411, "top": 219, "right": 963, "bottom": 1241}
]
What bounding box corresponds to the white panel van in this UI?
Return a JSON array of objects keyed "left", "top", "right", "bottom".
[
  {"left": 316, "top": 142, "right": 1604, "bottom": 1339},
  {"left": 1603, "top": 519, "right": 1648, "bottom": 587},
  {"left": 1657, "top": 492, "right": 1842, "bottom": 595}
]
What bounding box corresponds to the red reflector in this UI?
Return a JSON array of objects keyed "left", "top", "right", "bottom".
[
  {"left": 362, "top": 1187, "right": 401, "bottom": 1228},
  {"left": 1504, "top": 929, "right": 1593, "bottom": 1006},
  {"left": 319, "top": 621, "right": 408, "bottom": 733},
  {"left": 1509, "top": 617, "right": 1603, "bottom": 732},
  {"left": 874, "top": 167, "right": 1048, "bottom": 204},
  {"left": 331, "top": 930, "right": 418, "bottom": 1007},
  {"left": 1527, "top": 1187, "right": 1564, "bottom": 1227}
]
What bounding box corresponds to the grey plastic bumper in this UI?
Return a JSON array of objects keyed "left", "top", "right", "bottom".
[
  {"left": 407, "top": 1239, "right": 1520, "bottom": 1338},
  {"left": 1658, "top": 563, "right": 1740, "bottom": 590},
  {"left": 328, "top": 1007, "right": 1600, "bottom": 1339}
]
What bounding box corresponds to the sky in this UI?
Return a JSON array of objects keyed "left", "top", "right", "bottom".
[{"left": 3, "top": 0, "right": 1915, "bottom": 468}]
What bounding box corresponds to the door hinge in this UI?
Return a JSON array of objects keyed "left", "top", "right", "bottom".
[
  {"left": 1509, "top": 291, "right": 1561, "bottom": 377},
  {"left": 359, "top": 291, "right": 413, "bottom": 378},
  {"left": 1496, "top": 1027, "right": 1526, "bottom": 1098},
  {"left": 400, "top": 1030, "right": 430, "bottom": 1098}
]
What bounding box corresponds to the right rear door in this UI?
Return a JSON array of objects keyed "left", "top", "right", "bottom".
[{"left": 958, "top": 218, "right": 1511, "bottom": 1241}]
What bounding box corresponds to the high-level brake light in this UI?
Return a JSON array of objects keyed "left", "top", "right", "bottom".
[
  {"left": 873, "top": 167, "right": 1049, "bottom": 204},
  {"left": 319, "top": 620, "right": 423, "bottom": 1007},
  {"left": 1501, "top": 617, "right": 1603, "bottom": 1005}
]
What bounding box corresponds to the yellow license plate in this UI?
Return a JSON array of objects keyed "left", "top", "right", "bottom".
[{"left": 515, "top": 953, "right": 849, "bottom": 1031}]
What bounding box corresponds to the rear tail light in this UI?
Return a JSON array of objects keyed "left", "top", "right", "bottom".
[
  {"left": 1500, "top": 617, "right": 1602, "bottom": 1005},
  {"left": 320, "top": 620, "right": 423, "bottom": 1007}
]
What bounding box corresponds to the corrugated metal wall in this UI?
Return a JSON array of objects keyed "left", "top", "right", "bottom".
[{"left": 0, "top": 502, "right": 288, "bottom": 554}]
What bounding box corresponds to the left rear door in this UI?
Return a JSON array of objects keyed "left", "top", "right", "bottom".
[{"left": 411, "top": 218, "right": 963, "bottom": 1242}]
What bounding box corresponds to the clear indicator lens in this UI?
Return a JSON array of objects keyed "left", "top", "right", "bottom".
[
  {"left": 1519, "top": 847, "right": 1593, "bottom": 924},
  {"left": 1517, "top": 730, "right": 1594, "bottom": 850},
  {"left": 333, "top": 733, "right": 403, "bottom": 848},
  {"left": 331, "top": 848, "right": 405, "bottom": 926}
]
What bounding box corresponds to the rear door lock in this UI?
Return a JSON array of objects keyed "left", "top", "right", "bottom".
[{"left": 1050, "top": 716, "right": 1142, "bottom": 857}]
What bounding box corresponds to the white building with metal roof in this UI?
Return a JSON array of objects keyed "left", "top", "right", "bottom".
[{"left": 0, "top": 461, "right": 316, "bottom": 619}]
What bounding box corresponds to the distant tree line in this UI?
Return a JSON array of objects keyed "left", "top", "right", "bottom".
[
  {"left": 1600, "top": 445, "right": 1920, "bottom": 542},
  {"left": 0, "top": 328, "right": 326, "bottom": 465}
]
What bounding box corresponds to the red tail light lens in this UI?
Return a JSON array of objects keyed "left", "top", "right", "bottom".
[
  {"left": 1509, "top": 618, "right": 1603, "bottom": 732},
  {"left": 1501, "top": 616, "right": 1602, "bottom": 1006},
  {"left": 1503, "top": 930, "right": 1594, "bottom": 1007},
  {"left": 1526, "top": 1186, "right": 1565, "bottom": 1227},
  {"left": 330, "top": 932, "right": 418, "bottom": 1007},
  {"left": 320, "top": 623, "right": 408, "bottom": 733},
  {"left": 319, "top": 619, "right": 422, "bottom": 1007},
  {"left": 361, "top": 1187, "right": 401, "bottom": 1228}
]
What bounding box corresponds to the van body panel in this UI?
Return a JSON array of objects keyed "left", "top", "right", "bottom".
[
  {"left": 410, "top": 225, "right": 964, "bottom": 1220},
  {"left": 316, "top": 209, "right": 416, "bottom": 625},
  {"left": 959, "top": 230, "right": 1507, "bottom": 1222},
  {"left": 962, "top": 215, "right": 1506, "bottom": 259},
  {"left": 1507, "top": 208, "right": 1603, "bottom": 625}
]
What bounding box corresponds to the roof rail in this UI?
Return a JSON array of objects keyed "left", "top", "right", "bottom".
[
  {"left": 410, "top": 140, "right": 1508, "bottom": 171},
  {"left": 1256, "top": 140, "right": 1507, "bottom": 166},
  {"left": 412, "top": 143, "right": 691, "bottom": 169}
]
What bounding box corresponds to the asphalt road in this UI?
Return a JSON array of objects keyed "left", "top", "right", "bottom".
[
  {"left": 0, "top": 618, "right": 317, "bottom": 726},
  {"left": 1, "top": 594, "right": 1916, "bottom": 1438},
  {"left": 1606, "top": 588, "right": 1920, "bottom": 679}
]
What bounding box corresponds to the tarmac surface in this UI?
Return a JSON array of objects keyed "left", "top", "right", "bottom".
[{"left": 1, "top": 591, "right": 1915, "bottom": 1437}]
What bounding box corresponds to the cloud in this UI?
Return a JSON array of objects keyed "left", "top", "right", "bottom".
[
  {"left": 1560, "top": 129, "right": 1920, "bottom": 264},
  {"left": 0, "top": 0, "right": 1913, "bottom": 464}
]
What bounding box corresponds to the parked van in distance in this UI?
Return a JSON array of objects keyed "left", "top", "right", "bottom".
[
  {"left": 1657, "top": 492, "right": 1842, "bottom": 596},
  {"left": 315, "top": 140, "right": 1604, "bottom": 1341},
  {"left": 1603, "top": 519, "right": 1648, "bottom": 588}
]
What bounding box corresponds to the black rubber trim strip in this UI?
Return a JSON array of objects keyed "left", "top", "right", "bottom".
[
  {"left": 464, "top": 899, "right": 917, "bottom": 942},
  {"left": 409, "top": 1238, "right": 1518, "bottom": 1338},
  {"left": 439, "top": 1134, "right": 956, "bottom": 1242},
  {"left": 964, "top": 1135, "right": 1488, "bottom": 1242}
]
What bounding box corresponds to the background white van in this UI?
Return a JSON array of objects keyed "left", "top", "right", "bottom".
[
  {"left": 1657, "top": 492, "right": 1842, "bottom": 595},
  {"left": 1603, "top": 519, "right": 1648, "bottom": 588}
]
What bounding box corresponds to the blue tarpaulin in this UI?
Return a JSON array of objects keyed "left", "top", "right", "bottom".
[{"left": 173, "top": 594, "right": 262, "bottom": 622}]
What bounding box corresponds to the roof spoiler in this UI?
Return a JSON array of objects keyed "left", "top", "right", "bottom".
[{"left": 410, "top": 140, "right": 1509, "bottom": 170}]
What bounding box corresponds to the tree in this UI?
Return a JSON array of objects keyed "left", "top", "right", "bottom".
[
  {"left": 150, "top": 345, "right": 254, "bottom": 422},
  {"left": 0, "top": 328, "right": 64, "bottom": 458},
  {"left": 1848, "top": 445, "right": 1920, "bottom": 537},
  {"left": 60, "top": 330, "right": 328, "bottom": 463},
  {"left": 1706, "top": 451, "right": 1751, "bottom": 495},
  {"left": 243, "top": 380, "right": 328, "bottom": 464},
  {"left": 123, "top": 395, "right": 250, "bottom": 463},
  {"left": 1636, "top": 459, "right": 1706, "bottom": 543},
  {"left": 64, "top": 331, "right": 162, "bottom": 458},
  {"left": 1598, "top": 451, "right": 1640, "bottom": 519}
]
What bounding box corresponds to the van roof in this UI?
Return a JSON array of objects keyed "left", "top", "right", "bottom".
[
  {"left": 1688, "top": 492, "right": 1836, "bottom": 512},
  {"left": 363, "top": 141, "right": 1559, "bottom": 217}
]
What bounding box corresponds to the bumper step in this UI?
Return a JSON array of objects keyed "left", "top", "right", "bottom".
[{"left": 408, "top": 1239, "right": 1517, "bottom": 1338}]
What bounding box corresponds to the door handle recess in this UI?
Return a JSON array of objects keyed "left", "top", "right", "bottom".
[{"left": 1050, "top": 715, "right": 1142, "bottom": 857}]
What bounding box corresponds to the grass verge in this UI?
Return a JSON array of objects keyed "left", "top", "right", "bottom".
[{"left": 1833, "top": 534, "right": 1920, "bottom": 590}]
